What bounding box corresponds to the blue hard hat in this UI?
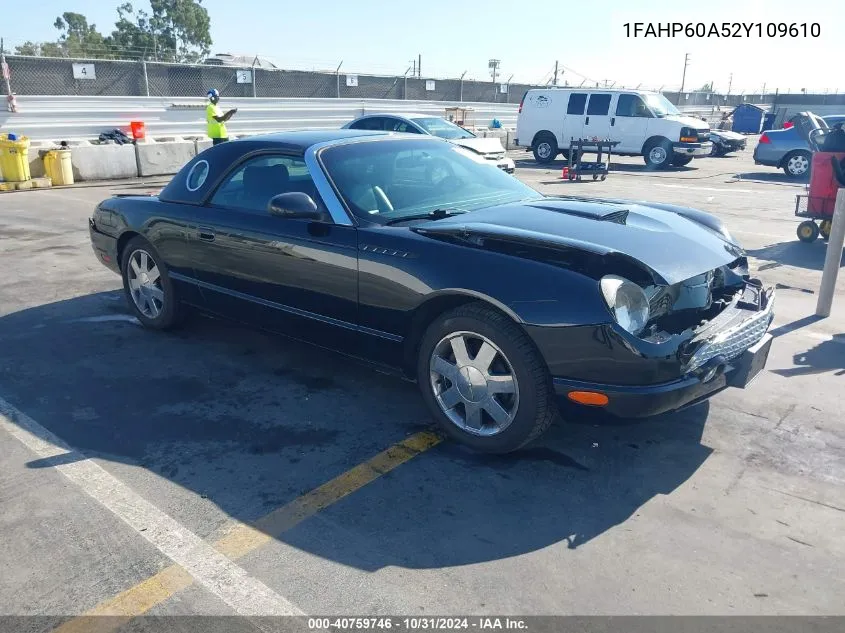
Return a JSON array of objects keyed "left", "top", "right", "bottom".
[{"left": 207, "top": 88, "right": 219, "bottom": 99}]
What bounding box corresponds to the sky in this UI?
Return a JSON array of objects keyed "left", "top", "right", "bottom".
[{"left": 3, "top": 0, "right": 842, "bottom": 93}]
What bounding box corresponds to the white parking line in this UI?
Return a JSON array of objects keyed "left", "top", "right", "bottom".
[
  {"left": 0, "top": 396, "right": 304, "bottom": 619},
  {"left": 655, "top": 184, "right": 760, "bottom": 193}
]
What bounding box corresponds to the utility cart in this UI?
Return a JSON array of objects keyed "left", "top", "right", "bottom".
[
  {"left": 790, "top": 112, "right": 843, "bottom": 242},
  {"left": 564, "top": 138, "right": 619, "bottom": 182}
]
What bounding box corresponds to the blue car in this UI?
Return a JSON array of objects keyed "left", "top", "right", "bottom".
[{"left": 753, "top": 113, "right": 844, "bottom": 178}]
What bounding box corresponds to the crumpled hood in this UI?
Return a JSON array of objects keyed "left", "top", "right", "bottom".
[
  {"left": 452, "top": 137, "right": 506, "bottom": 155},
  {"left": 711, "top": 129, "right": 745, "bottom": 141},
  {"left": 664, "top": 114, "right": 710, "bottom": 130},
  {"left": 414, "top": 198, "right": 744, "bottom": 285}
]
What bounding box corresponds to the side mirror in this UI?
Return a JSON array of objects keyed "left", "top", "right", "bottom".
[{"left": 268, "top": 192, "right": 330, "bottom": 222}]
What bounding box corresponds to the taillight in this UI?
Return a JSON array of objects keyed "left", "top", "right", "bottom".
[
  {"left": 759, "top": 133, "right": 771, "bottom": 144},
  {"left": 518, "top": 91, "right": 528, "bottom": 114},
  {"left": 783, "top": 121, "right": 794, "bottom": 129}
]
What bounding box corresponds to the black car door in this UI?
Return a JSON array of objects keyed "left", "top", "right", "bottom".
[{"left": 187, "top": 152, "right": 360, "bottom": 350}]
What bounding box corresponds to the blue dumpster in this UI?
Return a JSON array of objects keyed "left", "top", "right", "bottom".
[{"left": 731, "top": 104, "right": 766, "bottom": 134}]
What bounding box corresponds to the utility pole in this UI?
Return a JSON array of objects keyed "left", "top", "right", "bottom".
[
  {"left": 553, "top": 60, "right": 559, "bottom": 86},
  {"left": 679, "top": 53, "right": 690, "bottom": 93},
  {"left": 727, "top": 72, "right": 733, "bottom": 95}
]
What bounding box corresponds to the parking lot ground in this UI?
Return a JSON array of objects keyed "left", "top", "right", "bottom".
[{"left": 1, "top": 142, "right": 844, "bottom": 622}]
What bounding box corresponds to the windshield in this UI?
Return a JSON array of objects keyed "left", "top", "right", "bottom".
[
  {"left": 412, "top": 117, "right": 475, "bottom": 140},
  {"left": 643, "top": 93, "right": 681, "bottom": 117},
  {"left": 320, "top": 139, "right": 538, "bottom": 224}
]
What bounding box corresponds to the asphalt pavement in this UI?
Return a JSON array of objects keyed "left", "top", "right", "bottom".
[{"left": 1, "top": 142, "right": 843, "bottom": 627}]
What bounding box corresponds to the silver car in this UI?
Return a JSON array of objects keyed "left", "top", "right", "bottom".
[
  {"left": 753, "top": 113, "right": 844, "bottom": 178},
  {"left": 343, "top": 113, "right": 516, "bottom": 173}
]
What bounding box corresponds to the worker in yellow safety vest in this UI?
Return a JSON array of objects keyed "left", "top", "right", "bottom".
[{"left": 206, "top": 89, "right": 237, "bottom": 144}]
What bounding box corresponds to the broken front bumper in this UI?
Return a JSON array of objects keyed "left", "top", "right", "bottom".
[{"left": 548, "top": 284, "right": 775, "bottom": 418}]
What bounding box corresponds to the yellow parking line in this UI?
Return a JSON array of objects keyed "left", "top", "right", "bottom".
[{"left": 53, "top": 430, "right": 441, "bottom": 631}]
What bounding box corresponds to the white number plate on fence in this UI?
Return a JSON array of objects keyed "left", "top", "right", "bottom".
[
  {"left": 236, "top": 70, "right": 253, "bottom": 84},
  {"left": 72, "top": 63, "right": 96, "bottom": 80},
  {"left": 346, "top": 75, "right": 358, "bottom": 87},
  {"left": 426, "top": 80, "right": 435, "bottom": 91}
]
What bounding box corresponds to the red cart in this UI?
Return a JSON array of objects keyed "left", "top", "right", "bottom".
[{"left": 792, "top": 113, "right": 843, "bottom": 242}]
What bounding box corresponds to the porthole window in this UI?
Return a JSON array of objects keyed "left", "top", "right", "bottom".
[{"left": 186, "top": 160, "right": 210, "bottom": 192}]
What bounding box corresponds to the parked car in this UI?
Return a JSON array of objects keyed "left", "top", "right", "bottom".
[
  {"left": 753, "top": 112, "right": 844, "bottom": 178},
  {"left": 343, "top": 113, "right": 515, "bottom": 173},
  {"left": 515, "top": 88, "right": 712, "bottom": 169},
  {"left": 708, "top": 129, "right": 747, "bottom": 156},
  {"left": 89, "top": 130, "right": 774, "bottom": 453}
]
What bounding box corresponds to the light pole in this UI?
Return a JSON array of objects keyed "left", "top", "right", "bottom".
[{"left": 679, "top": 53, "right": 690, "bottom": 94}]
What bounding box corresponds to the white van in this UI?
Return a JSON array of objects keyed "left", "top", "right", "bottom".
[{"left": 515, "top": 88, "right": 712, "bottom": 169}]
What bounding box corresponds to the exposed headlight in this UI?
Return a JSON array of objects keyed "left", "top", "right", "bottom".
[{"left": 600, "top": 275, "right": 650, "bottom": 336}]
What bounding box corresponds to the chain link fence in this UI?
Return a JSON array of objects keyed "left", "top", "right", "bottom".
[
  {"left": 1, "top": 54, "right": 540, "bottom": 104},
  {"left": 4, "top": 53, "right": 843, "bottom": 110}
]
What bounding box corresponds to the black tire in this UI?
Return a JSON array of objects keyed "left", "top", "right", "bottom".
[
  {"left": 796, "top": 220, "right": 819, "bottom": 243},
  {"left": 643, "top": 139, "right": 673, "bottom": 169},
  {"left": 671, "top": 155, "right": 694, "bottom": 167},
  {"left": 783, "top": 151, "right": 812, "bottom": 179},
  {"left": 121, "top": 236, "right": 184, "bottom": 330},
  {"left": 416, "top": 302, "right": 558, "bottom": 453},
  {"left": 532, "top": 134, "right": 558, "bottom": 164},
  {"left": 820, "top": 220, "right": 832, "bottom": 241}
]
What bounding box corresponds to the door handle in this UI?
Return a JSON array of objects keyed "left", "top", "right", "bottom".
[
  {"left": 611, "top": 117, "right": 616, "bottom": 126},
  {"left": 198, "top": 227, "right": 215, "bottom": 242},
  {"left": 585, "top": 116, "right": 590, "bottom": 125}
]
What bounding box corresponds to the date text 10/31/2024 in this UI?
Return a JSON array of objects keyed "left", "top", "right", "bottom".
[
  {"left": 623, "top": 22, "right": 820, "bottom": 38},
  {"left": 307, "top": 618, "right": 528, "bottom": 630}
]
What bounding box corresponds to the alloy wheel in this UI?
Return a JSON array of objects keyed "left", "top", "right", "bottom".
[
  {"left": 537, "top": 142, "right": 552, "bottom": 159},
  {"left": 649, "top": 146, "right": 668, "bottom": 165},
  {"left": 127, "top": 249, "right": 164, "bottom": 318},
  {"left": 429, "top": 331, "right": 520, "bottom": 436}
]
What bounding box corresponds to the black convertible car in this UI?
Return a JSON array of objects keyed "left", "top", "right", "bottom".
[{"left": 89, "top": 130, "right": 774, "bottom": 453}]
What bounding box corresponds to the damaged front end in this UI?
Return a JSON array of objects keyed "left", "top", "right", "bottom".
[{"left": 636, "top": 259, "right": 774, "bottom": 385}]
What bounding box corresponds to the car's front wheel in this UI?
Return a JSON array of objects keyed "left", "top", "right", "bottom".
[
  {"left": 783, "top": 151, "right": 811, "bottom": 179},
  {"left": 417, "top": 303, "right": 557, "bottom": 453},
  {"left": 121, "top": 236, "right": 184, "bottom": 329},
  {"left": 643, "top": 139, "right": 673, "bottom": 169}
]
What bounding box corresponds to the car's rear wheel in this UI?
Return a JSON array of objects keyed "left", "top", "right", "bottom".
[
  {"left": 417, "top": 303, "right": 557, "bottom": 453},
  {"left": 121, "top": 236, "right": 183, "bottom": 329},
  {"left": 532, "top": 134, "right": 558, "bottom": 164},
  {"left": 643, "top": 139, "right": 673, "bottom": 169},
  {"left": 783, "top": 151, "right": 811, "bottom": 178}
]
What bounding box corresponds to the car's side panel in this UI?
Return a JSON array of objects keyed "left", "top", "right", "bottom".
[
  {"left": 96, "top": 196, "right": 205, "bottom": 305},
  {"left": 355, "top": 225, "right": 611, "bottom": 339}
]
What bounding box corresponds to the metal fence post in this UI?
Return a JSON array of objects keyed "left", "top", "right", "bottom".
[
  {"left": 335, "top": 61, "right": 343, "bottom": 98},
  {"left": 141, "top": 60, "right": 150, "bottom": 97},
  {"left": 252, "top": 64, "right": 257, "bottom": 98},
  {"left": 816, "top": 187, "right": 845, "bottom": 317}
]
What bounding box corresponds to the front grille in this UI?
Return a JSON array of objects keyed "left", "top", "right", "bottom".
[{"left": 686, "top": 303, "right": 774, "bottom": 373}]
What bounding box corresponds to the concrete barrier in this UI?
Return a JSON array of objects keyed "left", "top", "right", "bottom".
[
  {"left": 195, "top": 138, "right": 213, "bottom": 155},
  {"left": 135, "top": 136, "right": 197, "bottom": 177},
  {"left": 70, "top": 141, "right": 139, "bottom": 181}
]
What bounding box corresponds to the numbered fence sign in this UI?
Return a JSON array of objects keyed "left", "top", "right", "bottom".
[
  {"left": 346, "top": 75, "right": 358, "bottom": 87},
  {"left": 425, "top": 80, "right": 435, "bottom": 91},
  {"left": 236, "top": 69, "right": 253, "bottom": 84},
  {"left": 72, "top": 63, "right": 96, "bottom": 80},
  {"left": 500, "top": 83, "right": 508, "bottom": 94}
]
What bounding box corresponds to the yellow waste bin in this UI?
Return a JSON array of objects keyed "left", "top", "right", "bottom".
[
  {"left": 43, "top": 149, "right": 75, "bottom": 186},
  {"left": 0, "top": 134, "right": 31, "bottom": 182}
]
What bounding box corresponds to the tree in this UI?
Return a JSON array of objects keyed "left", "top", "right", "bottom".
[
  {"left": 12, "top": 1, "right": 212, "bottom": 61},
  {"left": 54, "top": 12, "right": 111, "bottom": 58},
  {"left": 698, "top": 82, "right": 713, "bottom": 93}
]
